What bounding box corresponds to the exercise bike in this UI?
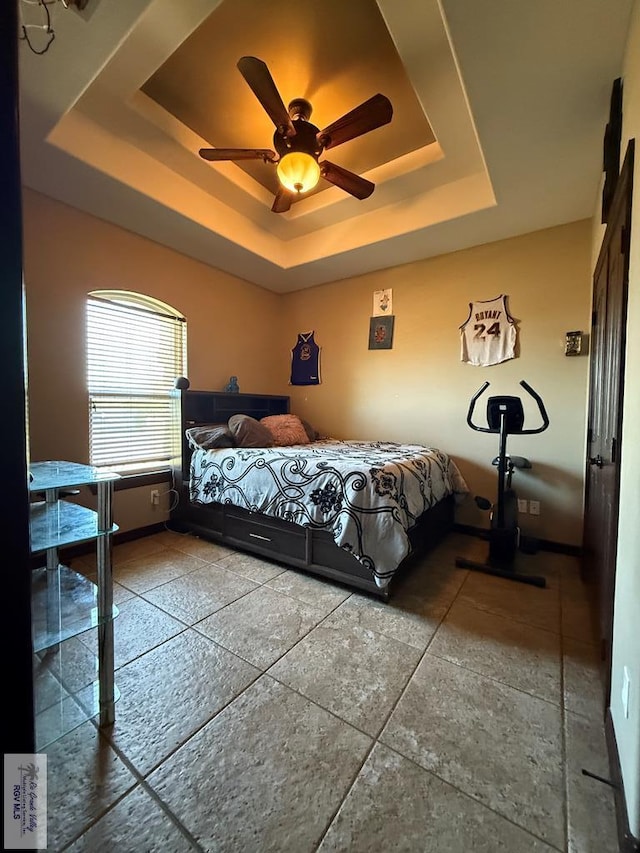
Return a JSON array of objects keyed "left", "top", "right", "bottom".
[{"left": 455, "top": 380, "right": 550, "bottom": 588}]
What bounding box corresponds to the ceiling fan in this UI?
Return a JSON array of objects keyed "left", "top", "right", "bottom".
[{"left": 198, "top": 56, "right": 393, "bottom": 213}]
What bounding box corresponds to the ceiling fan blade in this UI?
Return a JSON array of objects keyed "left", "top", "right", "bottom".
[
  {"left": 271, "top": 187, "right": 294, "bottom": 213},
  {"left": 320, "top": 161, "right": 375, "bottom": 200},
  {"left": 318, "top": 94, "right": 393, "bottom": 150},
  {"left": 237, "top": 56, "right": 295, "bottom": 137},
  {"left": 199, "top": 148, "right": 276, "bottom": 162}
]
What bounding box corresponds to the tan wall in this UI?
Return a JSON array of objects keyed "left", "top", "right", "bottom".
[
  {"left": 282, "top": 221, "right": 592, "bottom": 546},
  {"left": 23, "top": 188, "right": 283, "bottom": 463},
  {"left": 22, "top": 190, "right": 592, "bottom": 546}
]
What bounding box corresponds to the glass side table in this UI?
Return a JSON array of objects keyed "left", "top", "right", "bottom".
[{"left": 29, "top": 461, "right": 120, "bottom": 732}]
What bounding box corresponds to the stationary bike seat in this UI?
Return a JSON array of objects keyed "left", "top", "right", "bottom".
[{"left": 491, "top": 455, "right": 532, "bottom": 469}]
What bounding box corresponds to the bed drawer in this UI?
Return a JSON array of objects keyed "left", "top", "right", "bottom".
[{"left": 225, "top": 511, "right": 306, "bottom": 560}]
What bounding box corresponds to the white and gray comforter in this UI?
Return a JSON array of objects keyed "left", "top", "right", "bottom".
[{"left": 190, "top": 439, "right": 468, "bottom": 588}]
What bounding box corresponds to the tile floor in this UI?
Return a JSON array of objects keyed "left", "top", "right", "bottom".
[{"left": 34, "top": 530, "right": 619, "bottom": 852}]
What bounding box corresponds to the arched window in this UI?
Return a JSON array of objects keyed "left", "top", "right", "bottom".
[{"left": 87, "top": 291, "right": 186, "bottom": 472}]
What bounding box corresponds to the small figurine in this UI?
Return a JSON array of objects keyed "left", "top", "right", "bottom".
[{"left": 224, "top": 375, "right": 240, "bottom": 393}]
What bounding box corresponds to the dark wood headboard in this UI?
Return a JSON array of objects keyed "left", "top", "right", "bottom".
[
  {"left": 179, "top": 389, "right": 289, "bottom": 426},
  {"left": 171, "top": 383, "right": 290, "bottom": 483}
]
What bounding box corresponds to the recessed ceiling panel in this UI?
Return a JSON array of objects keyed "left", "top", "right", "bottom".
[{"left": 142, "top": 0, "right": 435, "bottom": 198}]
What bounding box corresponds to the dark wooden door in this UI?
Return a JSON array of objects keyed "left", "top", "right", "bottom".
[{"left": 583, "top": 140, "right": 634, "bottom": 704}]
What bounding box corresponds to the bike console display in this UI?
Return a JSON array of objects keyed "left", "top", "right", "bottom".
[
  {"left": 486, "top": 396, "right": 524, "bottom": 433},
  {"left": 466, "top": 380, "right": 549, "bottom": 435}
]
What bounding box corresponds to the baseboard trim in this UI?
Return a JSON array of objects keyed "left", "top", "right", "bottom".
[
  {"left": 605, "top": 709, "right": 640, "bottom": 852},
  {"left": 113, "top": 522, "right": 168, "bottom": 544},
  {"left": 453, "top": 523, "right": 488, "bottom": 540},
  {"left": 536, "top": 538, "right": 582, "bottom": 557},
  {"left": 452, "top": 523, "right": 581, "bottom": 556}
]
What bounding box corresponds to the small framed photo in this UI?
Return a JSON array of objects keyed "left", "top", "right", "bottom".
[
  {"left": 373, "top": 288, "right": 393, "bottom": 316},
  {"left": 368, "top": 315, "right": 394, "bottom": 350}
]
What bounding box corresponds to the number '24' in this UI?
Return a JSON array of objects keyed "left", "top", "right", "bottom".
[{"left": 474, "top": 322, "right": 500, "bottom": 338}]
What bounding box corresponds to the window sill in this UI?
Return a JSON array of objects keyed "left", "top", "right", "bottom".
[{"left": 87, "top": 469, "right": 171, "bottom": 495}]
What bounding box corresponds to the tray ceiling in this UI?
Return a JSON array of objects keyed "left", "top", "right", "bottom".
[
  {"left": 142, "top": 0, "right": 435, "bottom": 197},
  {"left": 18, "top": 0, "right": 634, "bottom": 292}
]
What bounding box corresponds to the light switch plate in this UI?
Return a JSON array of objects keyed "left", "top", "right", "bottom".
[{"left": 565, "top": 330, "right": 583, "bottom": 355}]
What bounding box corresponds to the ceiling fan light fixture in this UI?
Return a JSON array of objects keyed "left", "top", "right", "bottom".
[
  {"left": 276, "top": 151, "right": 320, "bottom": 194},
  {"left": 199, "top": 58, "right": 393, "bottom": 210}
]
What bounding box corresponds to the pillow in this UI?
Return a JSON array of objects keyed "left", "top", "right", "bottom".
[
  {"left": 185, "top": 423, "right": 235, "bottom": 451},
  {"left": 260, "top": 414, "right": 310, "bottom": 447},
  {"left": 228, "top": 414, "right": 274, "bottom": 448},
  {"left": 299, "top": 417, "right": 319, "bottom": 442}
]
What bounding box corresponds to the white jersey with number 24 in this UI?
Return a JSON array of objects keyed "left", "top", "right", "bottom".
[{"left": 460, "top": 294, "right": 516, "bottom": 366}]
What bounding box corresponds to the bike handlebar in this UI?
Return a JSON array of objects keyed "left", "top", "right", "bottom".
[
  {"left": 518, "top": 380, "right": 550, "bottom": 434},
  {"left": 466, "top": 381, "right": 490, "bottom": 431},
  {"left": 465, "top": 380, "right": 549, "bottom": 434}
]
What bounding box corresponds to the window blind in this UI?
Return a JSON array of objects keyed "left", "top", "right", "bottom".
[{"left": 87, "top": 294, "right": 186, "bottom": 472}]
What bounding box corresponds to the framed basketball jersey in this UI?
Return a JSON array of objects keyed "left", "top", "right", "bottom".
[
  {"left": 460, "top": 294, "right": 517, "bottom": 366},
  {"left": 290, "top": 331, "right": 321, "bottom": 385}
]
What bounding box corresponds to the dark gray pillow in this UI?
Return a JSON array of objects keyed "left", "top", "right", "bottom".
[
  {"left": 228, "top": 414, "right": 274, "bottom": 448},
  {"left": 299, "top": 417, "right": 319, "bottom": 442},
  {"left": 185, "top": 424, "right": 235, "bottom": 450}
]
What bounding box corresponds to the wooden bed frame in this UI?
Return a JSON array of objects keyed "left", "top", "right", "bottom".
[{"left": 169, "top": 385, "right": 454, "bottom": 600}]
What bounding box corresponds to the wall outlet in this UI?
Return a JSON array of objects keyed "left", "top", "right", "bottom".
[
  {"left": 150, "top": 489, "right": 160, "bottom": 506},
  {"left": 622, "top": 666, "right": 631, "bottom": 719},
  {"left": 529, "top": 500, "right": 540, "bottom": 516},
  {"left": 517, "top": 499, "right": 528, "bottom": 513}
]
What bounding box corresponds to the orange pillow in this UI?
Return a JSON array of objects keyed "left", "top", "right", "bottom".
[{"left": 260, "top": 414, "right": 310, "bottom": 447}]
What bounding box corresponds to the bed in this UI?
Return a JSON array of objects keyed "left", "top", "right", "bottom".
[{"left": 170, "top": 384, "right": 468, "bottom": 600}]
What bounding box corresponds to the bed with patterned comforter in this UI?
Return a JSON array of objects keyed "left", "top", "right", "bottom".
[{"left": 189, "top": 439, "right": 468, "bottom": 588}]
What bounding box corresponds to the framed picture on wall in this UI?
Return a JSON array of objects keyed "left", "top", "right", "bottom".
[
  {"left": 368, "top": 315, "right": 394, "bottom": 350},
  {"left": 373, "top": 288, "right": 393, "bottom": 316}
]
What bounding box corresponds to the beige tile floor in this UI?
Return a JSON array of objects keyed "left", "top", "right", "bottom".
[{"left": 34, "top": 530, "right": 618, "bottom": 852}]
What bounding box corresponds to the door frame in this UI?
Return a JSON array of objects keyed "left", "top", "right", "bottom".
[{"left": 584, "top": 139, "right": 634, "bottom": 703}]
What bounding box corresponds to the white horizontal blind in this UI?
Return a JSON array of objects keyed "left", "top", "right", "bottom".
[{"left": 87, "top": 293, "right": 186, "bottom": 472}]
